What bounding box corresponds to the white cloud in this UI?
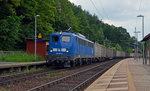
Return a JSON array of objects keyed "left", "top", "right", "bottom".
[
  {"left": 69, "top": 0, "right": 74, "bottom": 3},
  {"left": 69, "top": 0, "right": 150, "bottom": 41},
  {"left": 103, "top": 20, "right": 114, "bottom": 25}
]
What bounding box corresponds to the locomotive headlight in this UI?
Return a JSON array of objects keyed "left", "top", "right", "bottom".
[
  {"left": 50, "top": 48, "right": 53, "bottom": 52},
  {"left": 66, "top": 48, "right": 69, "bottom": 53},
  {"left": 50, "top": 50, "right": 53, "bottom": 52}
]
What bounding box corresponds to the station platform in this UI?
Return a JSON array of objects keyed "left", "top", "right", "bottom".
[
  {"left": 0, "top": 61, "right": 46, "bottom": 69},
  {"left": 85, "top": 58, "right": 150, "bottom": 91}
]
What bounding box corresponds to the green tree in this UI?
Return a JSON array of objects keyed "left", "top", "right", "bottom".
[
  {"left": 0, "top": 0, "right": 135, "bottom": 52},
  {"left": 54, "top": 0, "right": 79, "bottom": 32},
  {"left": 115, "top": 44, "right": 122, "bottom": 51},
  {"left": 0, "top": 0, "right": 21, "bottom": 19},
  {"left": 36, "top": 0, "right": 56, "bottom": 38},
  {"left": 0, "top": 15, "right": 23, "bottom": 50},
  {"left": 104, "top": 39, "right": 111, "bottom": 48}
]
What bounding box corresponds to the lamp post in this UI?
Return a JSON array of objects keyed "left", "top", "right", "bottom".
[
  {"left": 35, "top": 15, "right": 40, "bottom": 61},
  {"left": 137, "top": 14, "right": 144, "bottom": 64}
]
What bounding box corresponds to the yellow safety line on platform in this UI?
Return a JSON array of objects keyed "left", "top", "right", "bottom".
[{"left": 126, "top": 59, "right": 136, "bottom": 91}]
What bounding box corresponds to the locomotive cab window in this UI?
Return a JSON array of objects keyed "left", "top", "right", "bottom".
[
  {"left": 62, "top": 36, "right": 71, "bottom": 42},
  {"left": 51, "top": 35, "right": 59, "bottom": 42}
]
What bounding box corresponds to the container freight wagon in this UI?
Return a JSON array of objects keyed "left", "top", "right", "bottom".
[
  {"left": 116, "top": 51, "right": 121, "bottom": 58},
  {"left": 113, "top": 50, "right": 117, "bottom": 58},
  {"left": 106, "top": 48, "right": 113, "bottom": 58},
  {"left": 94, "top": 43, "right": 106, "bottom": 61}
]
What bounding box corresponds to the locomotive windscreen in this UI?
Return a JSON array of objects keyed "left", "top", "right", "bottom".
[
  {"left": 51, "top": 35, "right": 59, "bottom": 42},
  {"left": 62, "top": 36, "right": 70, "bottom": 42}
]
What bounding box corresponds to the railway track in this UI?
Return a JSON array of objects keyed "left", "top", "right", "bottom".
[
  {"left": 0, "top": 61, "right": 100, "bottom": 90},
  {"left": 27, "top": 59, "right": 120, "bottom": 91},
  {"left": 0, "top": 68, "right": 67, "bottom": 86},
  {"left": 0, "top": 59, "right": 121, "bottom": 91}
]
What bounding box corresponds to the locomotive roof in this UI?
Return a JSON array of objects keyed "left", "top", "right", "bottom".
[{"left": 50, "top": 32, "right": 94, "bottom": 43}]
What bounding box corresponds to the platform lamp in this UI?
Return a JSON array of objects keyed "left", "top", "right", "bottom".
[
  {"left": 137, "top": 14, "right": 144, "bottom": 64},
  {"left": 35, "top": 15, "right": 40, "bottom": 61}
]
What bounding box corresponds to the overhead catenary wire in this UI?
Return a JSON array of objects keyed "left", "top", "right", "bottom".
[
  {"left": 135, "top": 0, "right": 143, "bottom": 33},
  {"left": 98, "top": 0, "right": 110, "bottom": 20},
  {"left": 89, "top": 0, "right": 104, "bottom": 20},
  {"left": 135, "top": 0, "right": 142, "bottom": 25},
  {"left": 138, "top": 0, "right": 143, "bottom": 12}
]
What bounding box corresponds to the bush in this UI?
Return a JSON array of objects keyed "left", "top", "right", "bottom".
[{"left": 0, "top": 51, "right": 45, "bottom": 62}]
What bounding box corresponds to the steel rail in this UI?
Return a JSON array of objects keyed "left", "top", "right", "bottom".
[
  {"left": 0, "top": 68, "right": 48, "bottom": 80},
  {"left": 27, "top": 60, "right": 119, "bottom": 91},
  {"left": 0, "top": 68, "right": 67, "bottom": 86},
  {"left": 70, "top": 62, "right": 115, "bottom": 91}
]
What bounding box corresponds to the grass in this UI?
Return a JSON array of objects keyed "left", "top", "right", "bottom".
[
  {"left": 1, "top": 66, "right": 48, "bottom": 76},
  {"left": 46, "top": 71, "right": 66, "bottom": 78},
  {"left": 0, "top": 51, "right": 45, "bottom": 62},
  {"left": 46, "top": 73, "right": 58, "bottom": 77},
  {"left": 60, "top": 72, "right": 65, "bottom": 74},
  {"left": 0, "top": 87, "right": 10, "bottom": 91},
  {"left": 9, "top": 68, "right": 14, "bottom": 73},
  {"left": 24, "top": 66, "right": 29, "bottom": 72},
  {"left": 26, "top": 66, "right": 47, "bottom": 72},
  {"left": 30, "top": 67, "right": 37, "bottom": 72}
]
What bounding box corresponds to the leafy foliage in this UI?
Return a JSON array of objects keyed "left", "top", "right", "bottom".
[
  {"left": 0, "top": 0, "right": 136, "bottom": 53},
  {"left": 0, "top": 15, "right": 23, "bottom": 50}
]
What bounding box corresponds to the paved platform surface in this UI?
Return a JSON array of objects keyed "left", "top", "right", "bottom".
[{"left": 85, "top": 58, "right": 150, "bottom": 91}]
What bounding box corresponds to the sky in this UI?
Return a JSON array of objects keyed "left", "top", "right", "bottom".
[{"left": 69, "top": 0, "right": 150, "bottom": 41}]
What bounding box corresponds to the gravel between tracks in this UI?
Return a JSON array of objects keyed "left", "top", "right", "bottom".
[
  {"left": 0, "top": 60, "right": 119, "bottom": 91},
  {"left": 28, "top": 59, "right": 120, "bottom": 91}
]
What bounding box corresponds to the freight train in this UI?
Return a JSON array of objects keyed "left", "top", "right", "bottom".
[{"left": 46, "top": 32, "right": 133, "bottom": 67}]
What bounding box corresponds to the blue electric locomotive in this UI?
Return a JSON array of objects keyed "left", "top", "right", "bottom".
[{"left": 46, "top": 32, "right": 94, "bottom": 67}]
